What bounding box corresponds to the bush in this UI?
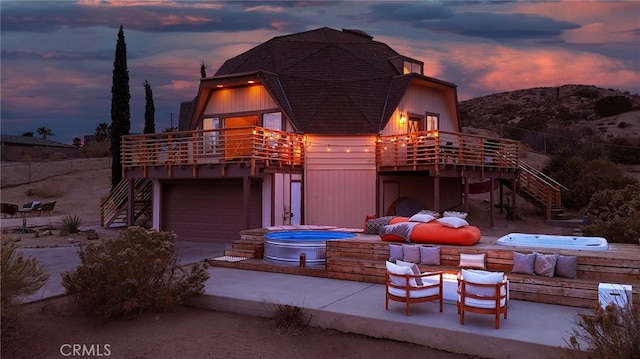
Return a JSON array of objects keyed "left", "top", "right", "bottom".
[
  {"left": 60, "top": 214, "right": 82, "bottom": 235},
  {"left": 582, "top": 184, "right": 640, "bottom": 244},
  {"left": 273, "top": 303, "right": 311, "bottom": 336},
  {"left": 1, "top": 238, "right": 49, "bottom": 347},
  {"left": 61, "top": 227, "right": 210, "bottom": 320},
  {"left": 594, "top": 96, "right": 633, "bottom": 117},
  {"left": 544, "top": 148, "right": 637, "bottom": 210},
  {"left": 564, "top": 302, "right": 639, "bottom": 358}
]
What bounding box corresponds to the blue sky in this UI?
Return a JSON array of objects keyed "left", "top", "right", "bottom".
[{"left": 1, "top": 0, "right": 639, "bottom": 145}]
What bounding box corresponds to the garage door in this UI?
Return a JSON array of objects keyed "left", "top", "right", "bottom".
[{"left": 162, "top": 179, "right": 262, "bottom": 242}]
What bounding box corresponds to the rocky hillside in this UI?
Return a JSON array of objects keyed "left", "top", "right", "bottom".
[{"left": 459, "top": 84, "right": 640, "bottom": 142}]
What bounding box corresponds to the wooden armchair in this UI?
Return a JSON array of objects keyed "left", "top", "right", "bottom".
[
  {"left": 385, "top": 261, "right": 443, "bottom": 316},
  {"left": 457, "top": 269, "right": 508, "bottom": 329}
]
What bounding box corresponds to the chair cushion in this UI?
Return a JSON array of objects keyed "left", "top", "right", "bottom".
[
  {"left": 388, "top": 282, "right": 440, "bottom": 298},
  {"left": 461, "top": 269, "right": 504, "bottom": 297},
  {"left": 386, "top": 261, "right": 416, "bottom": 287},
  {"left": 419, "top": 246, "right": 440, "bottom": 265},
  {"left": 396, "top": 260, "right": 423, "bottom": 286}
]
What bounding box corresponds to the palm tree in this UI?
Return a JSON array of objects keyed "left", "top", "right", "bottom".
[
  {"left": 36, "top": 126, "right": 54, "bottom": 140},
  {"left": 95, "top": 122, "right": 111, "bottom": 142},
  {"left": 73, "top": 137, "right": 83, "bottom": 148}
]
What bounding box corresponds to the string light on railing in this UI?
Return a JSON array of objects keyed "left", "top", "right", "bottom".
[
  {"left": 365, "top": 145, "right": 369, "bottom": 152},
  {"left": 326, "top": 144, "right": 331, "bottom": 151},
  {"left": 346, "top": 146, "right": 351, "bottom": 153}
]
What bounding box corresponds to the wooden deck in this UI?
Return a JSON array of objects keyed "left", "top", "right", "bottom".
[{"left": 209, "top": 231, "right": 640, "bottom": 309}]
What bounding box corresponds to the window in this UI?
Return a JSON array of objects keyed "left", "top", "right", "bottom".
[
  {"left": 426, "top": 113, "right": 439, "bottom": 132},
  {"left": 262, "top": 112, "right": 282, "bottom": 131},
  {"left": 403, "top": 60, "right": 423, "bottom": 75},
  {"left": 202, "top": 117, "right": 220, "bottom": 154},
  {"left": 408, "top": 115, "right": 423, "bottom": 133}
]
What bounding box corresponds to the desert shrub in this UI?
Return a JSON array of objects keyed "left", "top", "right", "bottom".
[
  {"left": 594, "top": 95, "right": 633, "bottom": 117},
  {"left": 544, "top": 148, "right": 637, "bottom": 210},
  {"left": 23, "top": 183, "right": 65, "bottom": 198},
  {"left": 60, "top": 214, "right": 82, "bottom": 235},
  {"left": 61, "top": 227, "right": 210, "bottom": 320},
  {"left": 273, "top": 303, "right": 311, "bottom": 336},
  {"left": 581, "top": 184, "right": 640, "bottom": 244},
  {"left": 79, "top": 141, "right": 111, "bottom": 158},
  {"left": 564, "top": 302, "right": 639, "bottom": 359},
  {"left": 1, "top": 239, "right": 49, "bottom": 347},
  {"left": 574, "top": 87, "right": 600, "bottom": 99},
  {"left": 606, "top": 136, "right": 640, "bottom": 165}
]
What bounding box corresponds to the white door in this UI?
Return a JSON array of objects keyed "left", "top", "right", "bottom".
[{"left": 290, "top": 180, "right": 302, "bottom": 225}]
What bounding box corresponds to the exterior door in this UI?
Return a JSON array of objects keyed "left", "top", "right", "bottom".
[{"left": 224, "top": 116, "right": 257, "bottom": 160}]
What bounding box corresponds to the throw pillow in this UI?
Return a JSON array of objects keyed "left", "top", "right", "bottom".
[
  {"left": 459, "top": 253, "right": 486, "bottom": 269},
  {"left": 408, "top": 213, "right": 436, "bottom": 223},
  {"left": 389, "top": 244, "right": 403, "bottom": 261},
  {"left": 555, "top": 254, "right": 578, "bottom": 278},
  {"left": 534, "top": 252, "right": 559, "bottom": 277},
  {"left": 386, "top": 261, "right": 417, "bottom": 287},
  {"left": 443, "top": 210, "right": 468, "bottom": 219},
  {"left": 512, "top": 251, "right": 536, "bottom": 275},
  {"left": 418, "top": 209, "right": 440, "bottom": 218},
  {"left": 396, "top": 259, "right": 424, "bottom": 286},
  {"left": 419, "top": 246, "right": 441, "bottom": 265},
  {"left": 437, "top": 217, "right": 469, "bottom": 228},
  {"left": 402, "top": 245, "right": 421, "bottom": 263}
]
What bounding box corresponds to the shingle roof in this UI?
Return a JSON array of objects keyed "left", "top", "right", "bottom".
[{"left": 203, "top": 27, "right": 456, "bottom": 135}]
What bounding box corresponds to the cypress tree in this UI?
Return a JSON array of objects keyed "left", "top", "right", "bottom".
[
  {"left": 143, "top": 80, "right": 155, "bottom": 134},
  {"left": 110, "top": 25, "right": 131, "bottom": 189}
]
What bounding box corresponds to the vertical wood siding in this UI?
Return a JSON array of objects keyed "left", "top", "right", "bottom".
[
  {"left": 381, "top": 84, "right": 456, "bottom": 135},
  {"left": 205, "top": 86, "right": 278, "bottom": 114},
  {"left": 304, "top": 135, "right": 377, "bottom": 228}
]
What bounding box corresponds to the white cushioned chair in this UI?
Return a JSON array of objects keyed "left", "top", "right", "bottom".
[
  {"left": 385, "top": 261, "right": 443, "bottom": 316},
  {"left": 457, "top": 269, "right": 508, "bottom": 329}
]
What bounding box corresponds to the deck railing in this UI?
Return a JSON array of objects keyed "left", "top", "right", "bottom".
[
  {"left": 121, "top": 127, "right": 305, "bottom": 170},
  {"left": 375, "top": 130, "right": 520, "bottom": 172}
]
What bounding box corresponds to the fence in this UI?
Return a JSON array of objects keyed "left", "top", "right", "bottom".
[{"left": 0, "top": 157, "right": 111, "bottom": 188}]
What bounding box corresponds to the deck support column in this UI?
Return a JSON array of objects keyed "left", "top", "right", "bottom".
[
  {"left": 433, "top": 176, "right": 440, "bottom": 212},
  {"left": 127, "top": 178, "right": 135, "bottom": 227},
  {"left": 489, "top": 178, "right": 495, "bottom": 228},
  {"left": 243, "top": 175, "right": 251, "bottom": 230},
  {"left": 463, "top": 177, "right": 470, "bottom": 213}
]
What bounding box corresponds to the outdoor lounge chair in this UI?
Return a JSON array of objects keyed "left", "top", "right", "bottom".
[
  {"left": 37, "top": 201, "right": 56, "bottom": 216},
  {"left": 1, "top": 203, "right": 19, "bottom": 218},
  {"left": 385, "top": 261, "right": 443, "bottom": 316},
  {"left": 457, "top": 269, "right": 508, "bottom": 329}
]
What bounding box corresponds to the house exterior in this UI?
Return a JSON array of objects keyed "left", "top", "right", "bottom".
[
  {"left": 117, "top": 27, "right": 523, "bottom": 242},
  {"left": 1, "top": 135, "right": 78, "bottom": 161}
]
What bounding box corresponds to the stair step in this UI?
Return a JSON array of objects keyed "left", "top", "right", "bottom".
[{"left": 224, "top": 248, "right": 255, "bottom": 258}]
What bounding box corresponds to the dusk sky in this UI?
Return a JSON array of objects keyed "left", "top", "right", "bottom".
[{"left": 1, "top": 1, "right": 639, "bottom": 145}]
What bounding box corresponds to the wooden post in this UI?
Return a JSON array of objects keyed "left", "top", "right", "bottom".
[
  {"left": 243, "top": 176, "right": 251, "bottom": 230},
  {"left": 489, "top": 178, "right": 495, "bottom": 228}
]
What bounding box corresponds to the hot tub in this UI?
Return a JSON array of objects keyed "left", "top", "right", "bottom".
[
  {"left": 496, "top": 233, "right": 608, "bottom": 251},
  {"left": 264, "top": 230, "right": 356, "bottom": 265}
]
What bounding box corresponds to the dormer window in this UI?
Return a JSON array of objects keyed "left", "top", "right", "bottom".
[{"left": 403, "top": 60, "right": 423, "bottom": 75}]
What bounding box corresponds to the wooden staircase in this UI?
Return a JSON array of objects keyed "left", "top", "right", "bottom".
[
  {"left": 500, "top": 160, "right": 568, "bottom": 220},
  {"left": 100, "top": 178, "right": 153, "bottom": 228}
]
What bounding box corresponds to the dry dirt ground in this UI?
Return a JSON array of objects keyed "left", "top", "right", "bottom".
[{"left": 1, "top": 156, "right": 566, "bottom": 359}]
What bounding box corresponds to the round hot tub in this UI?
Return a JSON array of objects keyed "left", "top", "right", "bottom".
[{"left": 264, "top": 230, "right": 356, "bottom": 265}]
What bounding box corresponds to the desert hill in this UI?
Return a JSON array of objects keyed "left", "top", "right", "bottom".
[{"left": 459, "top": 84, "right": 640, "bottom": 143}]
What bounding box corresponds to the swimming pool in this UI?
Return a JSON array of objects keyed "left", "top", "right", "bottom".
[
  {"left": 264, "top": 230, "right": 356, "bottom": 265},
  {"left": 496, "top": 233, "right": 608, "bottom": 251}
]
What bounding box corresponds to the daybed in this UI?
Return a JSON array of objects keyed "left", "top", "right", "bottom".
[{"left": 378, "top": 215, "right": 481, "bottom": 246}]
